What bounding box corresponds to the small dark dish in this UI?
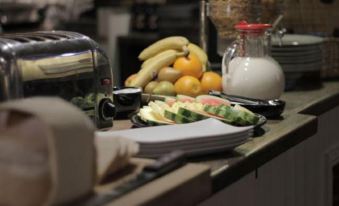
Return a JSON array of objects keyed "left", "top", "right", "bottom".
[
  {"left": 208, "top": 91, "right": 285, "bottom": 119},
  {"left": 113, "top": 87, "right": 142, "bottom": 119}
]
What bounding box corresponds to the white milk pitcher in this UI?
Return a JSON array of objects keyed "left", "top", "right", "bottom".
[{"left": 222, "top": 21, "right": 285, "bottom": 100}]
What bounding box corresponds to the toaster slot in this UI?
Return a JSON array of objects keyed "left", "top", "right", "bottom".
[
  {"left": 26, "top": 36, "right": 48, "bottom": 42},
  {"left": 37, "top": 34, "right": 63, "bottom": 41},
  {"left": 44, "top": 33, "right": 71, "bottom": 40},
  {"left": 0, "top": 33, "right": 70, "bottom": 44},
  {"left": 17, "top": 51, "right": 94, "bottom": 81},
  {"left": 3, "top": 37, "right": 31, "bottom": 43}
]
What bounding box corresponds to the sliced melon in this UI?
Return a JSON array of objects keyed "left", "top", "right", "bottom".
[
  {"left": 139, "top": 106, "right": 173, "bottom": 125},
  {"left": 177, "top": 107, "right": 208, "bottom": 122},
  {"left": 207, "top": 105, "right": 238, "bottom": 124},
  {"left": 204, "top": 104, "right": 252, "bottom": 125},
  {"left": 203, "top": 105, "right": 233, "bottom": 124},
  {"left": 233, "top": 104, "right": 259, "bottom": 125},
  {"left": 196, "top": 95, "right": 231, "bottom": 106},
  {"left": 154, "top": 100, "right": 171, "bottom": 111},
  {"left": 176, "top": 94, "right": 196, "bottom": 103},
  {"left": 148, "top": 101, "right": 172, "bottom": 122},
  {"left": 203, "top": 105, "right": 220, "bottom": 115},
  {"left": 164, "top": 110, "right": 194, "bottom": 124},
  {"left": 164, "top": 96, "right": 176, "bottom": 106}
]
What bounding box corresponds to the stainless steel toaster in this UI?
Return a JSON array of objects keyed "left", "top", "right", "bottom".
[{"left": 0, "top": 31, "right": 115, "bottom": 128}]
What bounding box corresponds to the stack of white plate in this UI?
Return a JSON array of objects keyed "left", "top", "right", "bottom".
[
  {"left": 271, "top": 34, "right": 324, "bottom": 90},
  {"left": 96, "top": 119, "right": 253, "bottom": 158}
]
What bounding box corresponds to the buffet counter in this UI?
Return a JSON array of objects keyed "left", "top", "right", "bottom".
[
  {"left": 112, "top": 81, "right": 339, "bottom": 205},
  {"left": 200, "top": 81, "right": 339, "bottom": 192}
]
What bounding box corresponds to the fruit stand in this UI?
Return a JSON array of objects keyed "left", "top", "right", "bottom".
[{"left": 125, "top": 36, "right": 222, "bottom": 98}]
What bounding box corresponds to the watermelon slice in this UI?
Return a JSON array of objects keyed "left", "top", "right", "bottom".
[
  {"left": 164, "top": 96, "right": 176, "bottom": 106},
  {"left": 196, "top": 95, "right": 231, "bottom": 106},
  {"left": 176, "top": 94, "right": 196, "bottom": 103}
]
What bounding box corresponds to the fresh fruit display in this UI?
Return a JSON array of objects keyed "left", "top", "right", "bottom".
[
  {"left": 125, "top": 73, "right": 137, "bottom": 87},
  {"left": 144, "top": 81, "right": 159, "bottom": 94},
  {"left": 187, "top": 43, "right": 208, "bottom": 72},
  {"left": 126, "top": 36, "right": 223, "bottom": 97},
  {"left": 173, "top": 53, "right": 203, "bottom": 79},
  {"left": 137, "top": 94, "right": 260, "bottom": 127},
  {"left": 152, "top": 81, "right": 176, "bottom": 96},
  {"left": 200, "top": 71, "right": 222, "bottom": 94},
  {"left": 157, "top": 67, "right": 182, "bottom": 83},
  {"left": 174, "top": 76, "right": 202, "bottom": 97},
  {"left": 129, "top": 49, "right": 186, "bottom": 88}
]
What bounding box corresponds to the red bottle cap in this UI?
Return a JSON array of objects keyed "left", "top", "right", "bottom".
[{"left": 235, "top": 21, "right": 272, "bottom": 31}]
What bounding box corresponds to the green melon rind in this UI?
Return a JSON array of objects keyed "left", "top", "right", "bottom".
[
  {"left": 203, "top": 105, "right": 234, "bottom": 124},
  {"left": 143, "top": 118, "right": 169, "bottom": 126},
  {"left": 204, "top": 105, "right": 257, "bottom": 126},
  {"left": 233, "top": 104, "right": 259, "bottom": 125},
  {"left": 203, "top": 105, "right": 219, "bottom": 114},
  {"left": 217, "top": 105, "right": 248, "bottom": 125},
  {"left": 164, "top": 110, "right": 194, "bottom": 124},
  {"left": 177, "top": 107, "right": 208, "bottom": 121}
]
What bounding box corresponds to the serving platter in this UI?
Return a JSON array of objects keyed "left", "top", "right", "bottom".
[{"left": 130, "top": 113, "right": 267, "bottom": 129}]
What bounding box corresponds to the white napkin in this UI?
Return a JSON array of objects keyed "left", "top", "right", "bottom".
[
  {"left": 95, "top": 135, "right": 139, "bottom": 183},
  {"left": 0, "top": 97, "right": 96, "bottom": 206}
]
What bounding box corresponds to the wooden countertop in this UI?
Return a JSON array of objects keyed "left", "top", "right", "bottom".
[{"left": 111, "top": 81, "right": 339, "bottom": 193}]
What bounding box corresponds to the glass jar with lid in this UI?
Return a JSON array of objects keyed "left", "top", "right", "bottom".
[{"left": 207, "top": 0, "right": 285, "bottom": 55}]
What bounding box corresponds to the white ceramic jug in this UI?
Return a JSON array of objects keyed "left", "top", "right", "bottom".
[{"left": 222, "top": 21, "right": 285, "bottom": 100}]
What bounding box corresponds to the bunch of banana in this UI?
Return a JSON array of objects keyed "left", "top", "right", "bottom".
[
  {"left": 129, "top": 49, "right": 187, "bottom": 88},
  {"left": 188, "top": 43, "right": 208, "bottom": 72},
  {"left": 138, "top": 36, "right": 189, "bottom": 60},
  {"left": 129, "top": 36, "right": 209, "bottom": 88}
]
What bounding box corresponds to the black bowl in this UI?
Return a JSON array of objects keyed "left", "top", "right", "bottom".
[{"left": 113, "top": 87, "right": 142, "bottom": 119}]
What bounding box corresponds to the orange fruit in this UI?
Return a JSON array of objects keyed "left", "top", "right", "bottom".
[
  {"left": 200, "top": 71, "right": 222, "bottom": 94},
  {"left": 173, "top": 53, "right": 203, "bottom": 79},
  {"left": 124, "top": 73, "right": 137, "bottom": 86},
  {"left": 174, "top": 76, "right": 202, "bottom": 97}
]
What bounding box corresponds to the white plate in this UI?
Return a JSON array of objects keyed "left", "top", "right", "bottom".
[
  {"left": 137, "top": 140, "right": 247, "bottom": 158},
  {"left": 139, "top": 133, "right": 250, "bottom": 149},
  {"left": 139, "top": 139, "right": 248, "bottom": 153},
  {"left": 137, "top": 130, "right": 252, "bottom": 147},
  {"left": 96, "top": 118, "right": 252, "bottom": 144},
  {"left": 271, "top": 34, "right": 324, "bottom": 46}
]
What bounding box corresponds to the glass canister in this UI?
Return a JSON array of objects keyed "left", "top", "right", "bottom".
[
  {"left": 222, "top": 21, "right": 285, "bottom": 100},
  {"left": 206, "top": 0, "right": 285, "bottom": 56},
  {"left": 208, "top": 0, "right": 251, "bottom": 55}
]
